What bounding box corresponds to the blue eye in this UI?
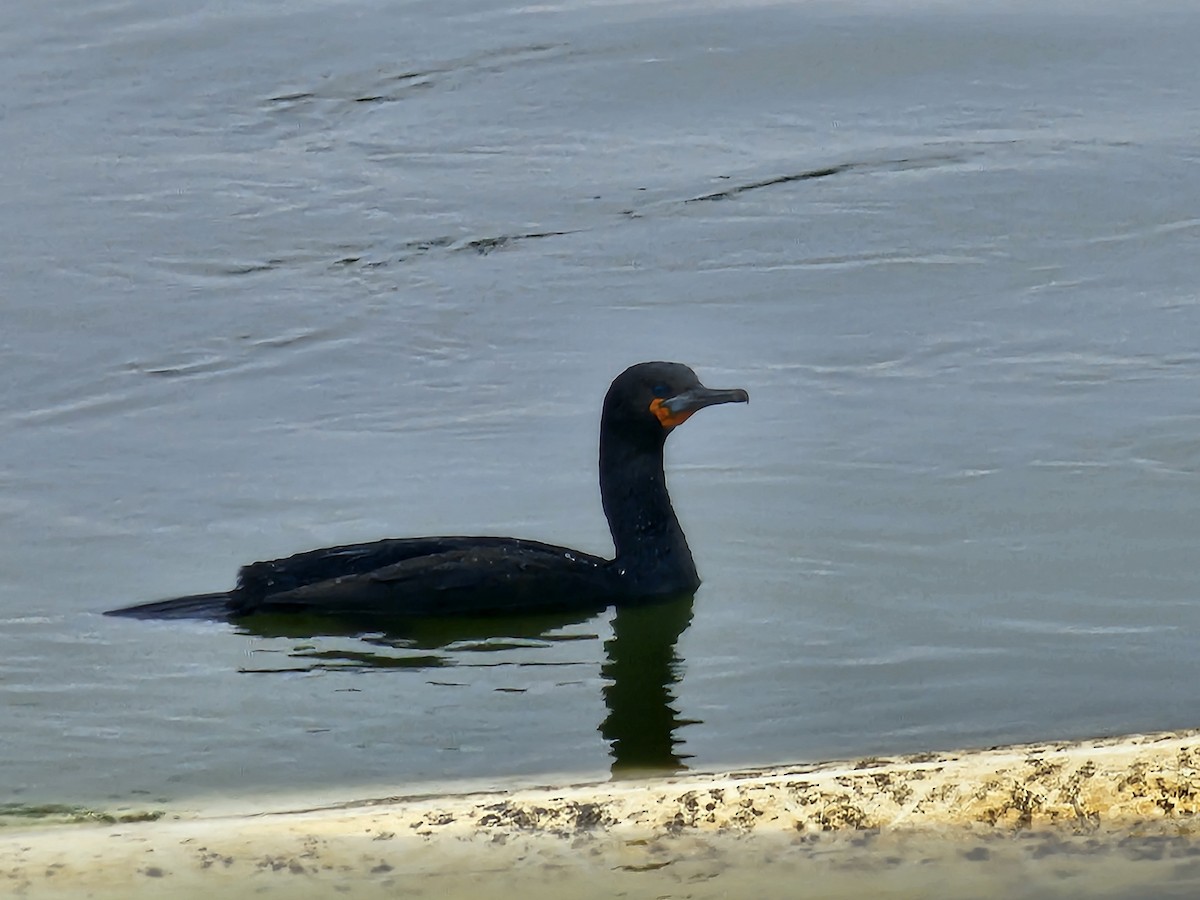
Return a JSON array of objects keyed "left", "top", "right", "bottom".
[{"left": 652, "top": 383, "right": 670, "bottom": 398}]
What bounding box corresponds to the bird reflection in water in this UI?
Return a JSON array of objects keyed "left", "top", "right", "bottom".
[
  {"left": 601, "top": 593, "right": 695, "bottom": 777},
  {"left": 235, "top": 593, "right": 697, "bottom": 776}
]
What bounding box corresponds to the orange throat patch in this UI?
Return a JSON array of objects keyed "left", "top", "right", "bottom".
[{"left": 649, "top": 398, "right": 694, "bottom": 429}]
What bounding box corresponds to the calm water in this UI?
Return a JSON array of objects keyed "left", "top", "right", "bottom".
[{"left": 3, "top": 0, "right": 1200, "bottom": 825}]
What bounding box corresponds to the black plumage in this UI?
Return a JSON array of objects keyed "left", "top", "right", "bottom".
[{"left": 105, "top": 361, "right": 748, "bottom": 622}]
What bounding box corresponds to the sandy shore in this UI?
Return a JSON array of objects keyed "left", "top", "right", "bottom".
[{"left": 6, "top": 728, "right": 1200, "bottom": 898}]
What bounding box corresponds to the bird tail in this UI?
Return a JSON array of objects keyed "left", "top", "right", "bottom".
[{"left": 103, "top": 592, "right": 235, "bottom": 620}]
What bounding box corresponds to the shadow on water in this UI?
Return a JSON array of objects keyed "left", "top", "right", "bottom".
[
  {"left": 601, "top": 594, "right": 695, "bottom": 778},
  {"left": 237, "top": 607, "right": 602, "bottom": 662},
  {"left": 235, "top": 594, "right": 697, "bottom": 776}
]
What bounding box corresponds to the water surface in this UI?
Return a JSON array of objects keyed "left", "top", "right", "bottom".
[{"left": 2, "top": 0, "right": 1200, "bottom": 821}]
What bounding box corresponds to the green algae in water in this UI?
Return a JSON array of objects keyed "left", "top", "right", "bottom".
[{"left": 0, "top": 803, "right": 164, "bottom": 828}]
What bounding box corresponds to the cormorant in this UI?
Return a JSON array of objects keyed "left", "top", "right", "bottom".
[{"left": 104, "top": 361, "right": 748, "bottom": 622}]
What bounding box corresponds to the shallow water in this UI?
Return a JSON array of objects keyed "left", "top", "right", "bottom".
[{"left": 3, "top": 0, "right": 1200, "bottom": 842}]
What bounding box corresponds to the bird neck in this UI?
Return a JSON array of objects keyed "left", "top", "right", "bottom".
[{"left": 599, "top": 429, "right": 699, "bottom": 596}]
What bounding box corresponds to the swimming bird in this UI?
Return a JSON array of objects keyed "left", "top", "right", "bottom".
[{"left": 104, "top": 361, "right": 748, "bottom": 622}]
